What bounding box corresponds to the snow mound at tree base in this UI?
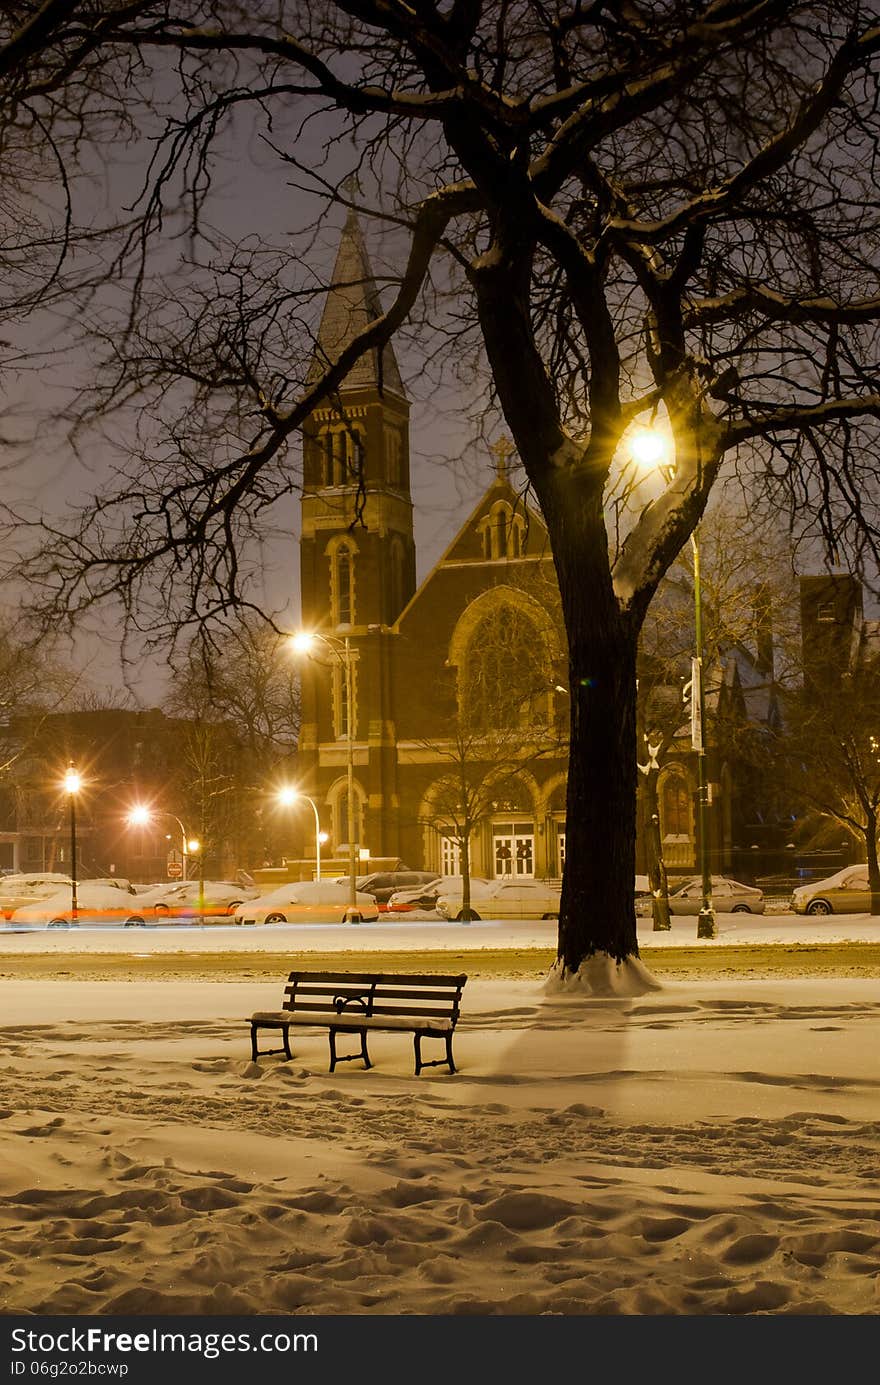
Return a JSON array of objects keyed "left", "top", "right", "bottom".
[{"left": 544, "top": 953, "right": 663, "bottom": 996}]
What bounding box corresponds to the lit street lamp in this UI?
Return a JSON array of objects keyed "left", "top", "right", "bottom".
[
  {"left": 277, "top": 786, "right": 328, "bottom": 882},
  {"left": 62, "top": 767, "right": 82, "bottom": 924},
  {"left": 126, "top": 804, "right": 197, "bottom": 882},
  {"left": 631, "top": 425, "right": 716, "bottom": 940},
  {"left": 291, "top": 630, "right": 358, "bottom": 913}
]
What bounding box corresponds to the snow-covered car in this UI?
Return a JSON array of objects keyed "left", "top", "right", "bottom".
[
  {"left": 8, "top": 882, "right": 150, "bottom": 929},
  {"left": 386, "top": 875, "right": 491, "bottom": 913},
  {"left": 635, "top": 875, "right": 765, "bottom": 916},
  {"left": 0, "top": 873, "right": 73, "bottom": 919},
  {"left": 135, "top": 879, "right": 261, "bottom": 921},
  {"left": 436, "top": 878, "right": 561, "bottom": 921},
  {"left": 335, "top": 870, "right": 442, "bottom": 906},
  {"left": 233, "top": 879, "right": 380, "bottom": 925},
  {"left": 790, "top": 866, "right": 870, "bottom": 916}
]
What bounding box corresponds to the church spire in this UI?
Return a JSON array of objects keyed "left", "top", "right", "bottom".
[{"left": 309, "top": 206, "right": 406, "bottom": 398}]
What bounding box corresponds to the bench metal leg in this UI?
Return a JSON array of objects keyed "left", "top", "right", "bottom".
[
  {"left": 250, "top": 1023, "right": 292, "bottom": 1062},
  {"left": 329, "top": 1027, "right": 371, "bottom": 1072},
  {"left": 414, "top": 1030, "right": 456, "bottom": 1076}
]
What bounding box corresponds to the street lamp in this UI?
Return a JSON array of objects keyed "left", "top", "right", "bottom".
[
  {"left": 631, "top": 425, "right": 716, "bottom": 939},
  {"left": 277, "top": 786, "right": 327, "bottom": 882},
  {"left": 62, "top": 767, "right": 81, "bottom": 924},
  {"left": 126, "top": 804, "right": 194, "bottom": 881},
  {"left": 291, "top": 630, "right": 358, "bottom": 912}
]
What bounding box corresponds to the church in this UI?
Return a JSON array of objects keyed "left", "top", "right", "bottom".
[{"left": 294, "top": 211, "right": 781, "bottom": 886}]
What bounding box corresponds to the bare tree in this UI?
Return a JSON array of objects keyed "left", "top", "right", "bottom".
[
  {"left": 2, "top": 3, "right": 880, "bottom": 984},
  {"left": 637, "top": 503, "right": 799, "bottom": 926},
  {"left": 165, "top": 620, "right": 300, "bottom": 872}
]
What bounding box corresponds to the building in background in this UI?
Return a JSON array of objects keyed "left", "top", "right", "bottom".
[{"left": 295, "top": 212, "right": 789, "bottom": 884}]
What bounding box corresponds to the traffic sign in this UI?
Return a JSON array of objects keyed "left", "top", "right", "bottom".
[{"left": 167, "top": 861, "right": 183, "bottom": 879}]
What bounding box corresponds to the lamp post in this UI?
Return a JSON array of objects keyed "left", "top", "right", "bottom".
[
  {"left": 126, "top": 804, "right": 195, "bottom": 882},
  {"left": 630, "top": 425, "right": 716, "bottom": 939},
  {"left": 291, "top": 631, "right": 358, "bottom": 913},
  {"left": 689, "top": 530, "right": 716, "bottom": 938},
  {"left": 277, "top": 787, "right": 326, "bottom": 882},
  {"left": 62, "top": 767, "right": 81, "bottom": 924}
]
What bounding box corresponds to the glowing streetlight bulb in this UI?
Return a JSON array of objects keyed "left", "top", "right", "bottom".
[
  {"left": 187, "top": 839, "right": 201, "bottom": 855},
  {"left": 63, "top": 769, "right": 82, "bottom": 795},
  {"left": 630, "top": 426, "right": 672, "bottom": 470},
  {"left": 127, "top": 804, "right": 152, "bottom": 827},
  {"left": 277, "top": 786, "right": 299, "bottom": 807},
  {"left": 290, "top": 631, "right": 315, "bottom": 656}
]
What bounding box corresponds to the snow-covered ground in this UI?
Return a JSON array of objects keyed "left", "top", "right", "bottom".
[{"left": 1, "top": 912, "right": 879, "bottom": 1316}]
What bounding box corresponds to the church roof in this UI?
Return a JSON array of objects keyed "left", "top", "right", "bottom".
[{"left": 308, "top": 208, "right": 406, "bottom": 398}]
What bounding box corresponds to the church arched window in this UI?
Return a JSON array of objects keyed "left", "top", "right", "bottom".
[
  {"left": 320, "top": 424, "right": 364, "bottom": 486},
  {"left": 335, "top": 543, "right": 353, "bottom": 626},
  {"left": 384, "top": 424, "right": 402, "bottom": 487},
  {"left": 478, "top": 502, "right": 527, "bottom": 559},
  {"left": 334, "top": 781, "right": 363, "bottom": 848},
  {"left": 334, "top": 662, "right": 355, "bottom": 739},
  {"left": 463, "top": 604, "right": 544, "bottom": 729},
  {"left": 322, "top": 432, "right": 335, "bottom": 487},
  {"left": 661, "top": 775, "right": 691, "bottom": 838}
]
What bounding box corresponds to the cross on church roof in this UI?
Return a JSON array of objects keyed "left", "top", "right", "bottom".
[{"left": 491, "top": 436, "right": 516, "bottom": 480}]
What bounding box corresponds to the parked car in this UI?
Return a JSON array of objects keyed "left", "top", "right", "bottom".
[
  {"left": 337, "top": 870, "right": 444, "bottom": 906},
  {"left": 386, "top": 875, "right": 490, "bottom": 913},
  {"left": 790, "top": 866, "right": 871, "bottom": 916},
  {"left": 635, "top": 875, "right": 765, "bottom": 916},
  {"left": 436, "top": 878, "right": 562, "bottom": 921},
  {"left": 0, "top": 873, "right": 74, "bottom": 920},
  {"left": 136, "top": 879, "right": 261, "bottom": 921},
  {"left": 233, "top": 879, "right": 380, "bottom": 925},
  {"left": 8, "top": 882, "right": 149, "bottom": 929}
]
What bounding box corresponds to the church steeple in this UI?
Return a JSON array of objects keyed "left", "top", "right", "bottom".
[
  {"left": 300, "top": 206, "right": 417, "bottom": 634},
  {"left": 308, "top": 207, "right": 407, "bottom": 400},
  {"left": 298, "top": 208, "right": 417, "bottom": 868}
]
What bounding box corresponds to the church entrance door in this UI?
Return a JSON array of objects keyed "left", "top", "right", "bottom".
[{"left": 493, "top": 823, "right": 535, "bottom": 879}]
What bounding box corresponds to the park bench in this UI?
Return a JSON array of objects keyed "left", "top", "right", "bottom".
[{"left": 248, "top": 970, "right": 468, "bottom": 1075}]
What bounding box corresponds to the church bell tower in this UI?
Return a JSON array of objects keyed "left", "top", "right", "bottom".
[{"left": 297, "top": 208, "right": 415, "bottom": 865}]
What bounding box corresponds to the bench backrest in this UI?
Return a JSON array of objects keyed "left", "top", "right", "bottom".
[{"left": 280, "top": 970, "right": 467, "bottom": 1024}]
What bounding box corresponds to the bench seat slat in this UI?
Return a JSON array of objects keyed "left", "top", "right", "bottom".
[{"left": 251, "top": 1010, "right": 454, "bottom": 1034}]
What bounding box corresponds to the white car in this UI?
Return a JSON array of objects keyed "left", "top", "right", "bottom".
[
  {"left": 233, "top": 879, "right": 380, "bottom": 925},
  {"left": 135, "top": 879, "right": 261, "bottom": 921},
  {"left": 0, "top": 873, "right": 74, "bottom": 919},
  {"left": 8, "top": 882, "right": 150, "bottom": 929},
  {"left": 436, "top": 878, "right": 562, "bottom": 921}
]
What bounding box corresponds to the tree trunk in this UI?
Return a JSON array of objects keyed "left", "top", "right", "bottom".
[
  {"left": 643, "top": 769, "right": 672, "bottom": 932},
  {"left": 866, "top": 810, "right": 880, "bottom": 916},
  {"left": 544, "top": 490, "right": 641, "bottom": 973},
  {"left": 460, "top": 825, "right": 475, "bottom": 922}
]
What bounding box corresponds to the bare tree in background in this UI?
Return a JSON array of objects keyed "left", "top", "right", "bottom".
[
  {"left": 1, "top": 3, "right": 880, "bottom": 984},
  {"left": 637, "top": 504, "right": 799, "bottom": 926},
  {"left": 166, "top": 620, "right": 301, "bottom": 871}
]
